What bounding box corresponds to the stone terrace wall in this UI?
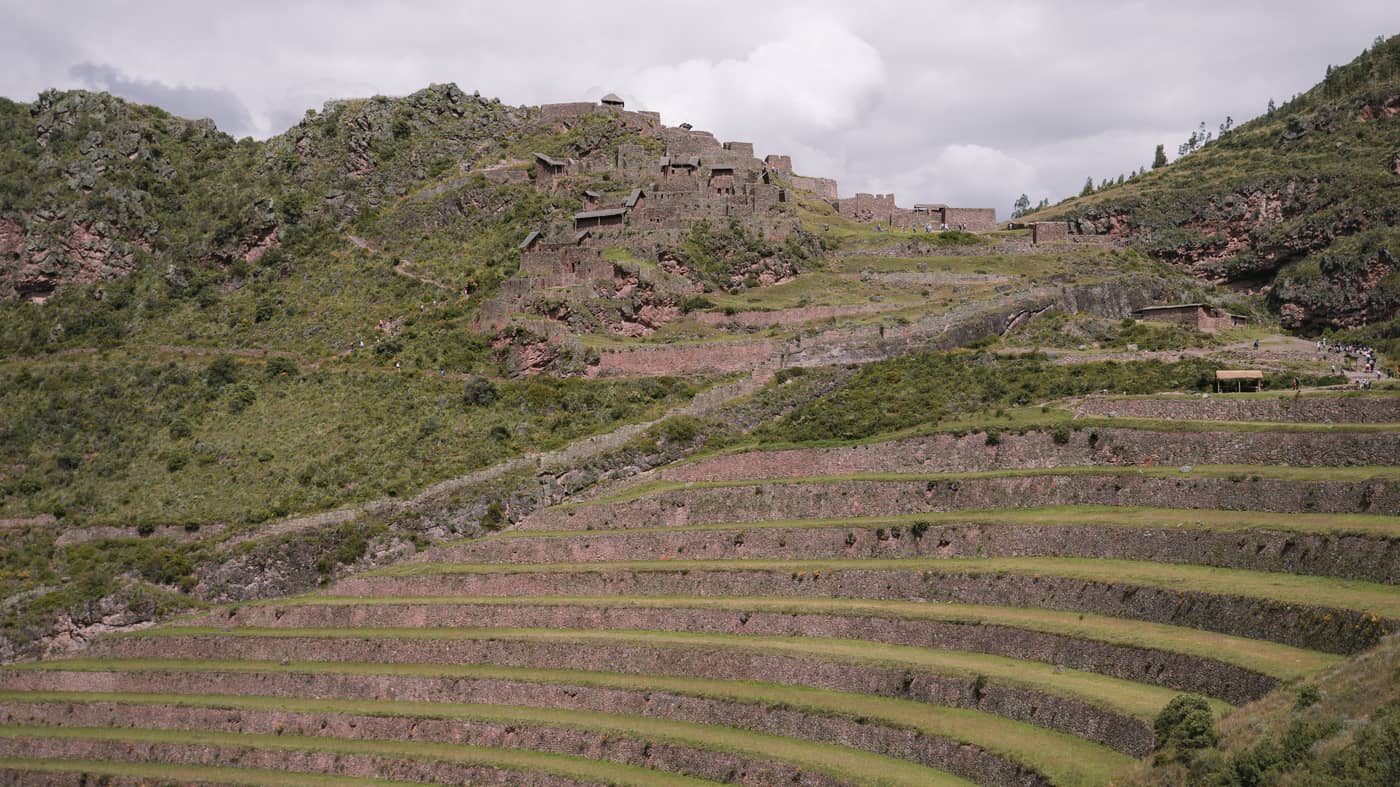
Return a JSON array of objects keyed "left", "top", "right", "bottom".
[
  {"left": 659, "top": 429, "right": 1400, "bottom": 483},
  {"left": 591, "top": 340, "right": 776, "bottom": 376},
  {"left": 332, "top": 569, "right": 1394, "bottom": 654},
  {"left": 0, "top": 738, "right": 593, "bottom": 786},
  {"left": 91, "top": 634, "right": 1151, "bottom": 757},
  {"left": 0, "top": 701, "right": 839, "bottom": 787},
  {"left": 209, "top": 603, "right": 1277, "bottom": 704},
  {"left": 524, "top": 476, "right": 1400, "bottom": 532},
  {"left": 1074, "top": 395, "right": 1400, "bottom": 424},
  {"left": 450, "top": 522, "right": 1400, "bottom": 584},
  {"left": 1, "top": 670, "right": 1049, "bottom": 787}
]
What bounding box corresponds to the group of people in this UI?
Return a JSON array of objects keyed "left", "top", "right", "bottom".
[{"left": 1317, "top": 338, "right": 1386, "bottom": 386}]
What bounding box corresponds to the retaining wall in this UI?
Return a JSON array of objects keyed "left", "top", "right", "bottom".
[
  {"left": 0, "top": 737, "right": 590, "bottom": 786},
  {"left": 332, "top": 570, "right": 1395, "bottom": 654},
  {"left": 197, "top": 604, "right": 1277, "bottom": 704},
  {"left": 441, "top": 524, "right": 1400, "bottom": 584},
  {"left": 592, "top": 341, "right": 775, "bottom": 376},
  {"left": 658, "top": 429, "right": 1400, "bottom": 483},
  {"left": 0, "top": 701, "right": 833, "bottom": 787},
  {"left": 88, "top": 634, "right": 1150, "bottom": 756},
  {"left": 0, "top": 670, "right": 1047, "bottom": 787},
  {"left": 1074, "top": 395, "right": 1400, "bottom": 424},
  {"left": 523, "top": 476, "right": 1400, "bottom": 532}
]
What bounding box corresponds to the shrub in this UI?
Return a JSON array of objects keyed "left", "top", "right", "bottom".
[
  {"left": 462, "top": 375, "right": 499, "bottom": 407},
  {"left": 1296, "top": 683, "right": 1321, "bottom": 709},
  {"left": 1052, "top": 424, "right": 1071, "bottom": 445},
  {"left": 481, "top": 501, "right": 506, "bottom": 530},
  {"left": 265, "top": 356, "right": 299, "bottom": 379},
  {"left": 226, "top": 383, "right": 257, "bottom": 413},
  {"left": 984, "top": 430, "right": 1001, "bottom": 446},
  {"left": 1155, "top": 694, "right": 1218, "bottom": 757},
  {"left": 679, "top": 295, "right": 715, "bottom": 314},
  {"left": 651, "top": 415, "right": 703, "bottom": 445},
  {"left": 205, "top": 355, "right": 238, "bottom": 387},
  {"left": 168, "top": 417, "right": 193, "bottom": 439}
]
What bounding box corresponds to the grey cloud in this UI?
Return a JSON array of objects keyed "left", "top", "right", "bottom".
[{"left": 69, "top": 62, "right": 256, "bottom": 138}]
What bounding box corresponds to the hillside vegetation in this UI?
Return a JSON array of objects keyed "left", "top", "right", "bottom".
[{"left": 1030, "top": 34, "right": 1400, "bottom": 332}]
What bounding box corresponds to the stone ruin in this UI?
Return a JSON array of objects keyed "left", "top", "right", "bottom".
[{"left": 836, "top": 193, "right": 997, "bottom": 231}]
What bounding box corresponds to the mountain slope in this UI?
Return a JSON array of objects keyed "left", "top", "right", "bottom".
[{"left": 1030, "top": 33, "right": 1400, "bottom": 332}]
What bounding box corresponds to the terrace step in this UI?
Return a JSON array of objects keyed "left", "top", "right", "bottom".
[
  {"left": 0, "top": 757, "right": 429, "bottom": 786},
  {"left": 655, "top": 428, "right": 1400, "bottom": 485},
  {"left": 1072, "top": 393, "right": 1400, "bottom": 424},
  {"left": 0, "top": 695, "right": 899, "bottom": 787},
  {"left": 86, "top": 626, "right": 1179, "bottom": 755},
  {"left": 191, "top": 595, "right": 1327, "bottom": 703},
  {"left": 338, "top": 558, "right": 1400, "bottom": 654},
  {"left": 438, "top": 518, "right": 1400, "bottom": 584},
  {"left": 522, "top": 471, "right": 1400, "bottom": 531},
  {"left": 0, "top": 661, "right": 1112, "bottom": 785},
  {"left": 0, "top": 725, "right": 709, "bottom": 786}
]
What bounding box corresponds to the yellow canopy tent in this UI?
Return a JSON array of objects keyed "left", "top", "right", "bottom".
[{"left": 1215, "top": 369, "right": 1263, "bottom": 392}]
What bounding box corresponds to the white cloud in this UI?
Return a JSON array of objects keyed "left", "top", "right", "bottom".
[{"left": 624, "top": 18, "right": 886, "bottom": 147}]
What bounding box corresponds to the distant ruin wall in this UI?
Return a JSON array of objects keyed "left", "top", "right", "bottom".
[
  {"left": 789, "top": 174, "right": 837, "bottom": 201},
  {"left": 944, "top": 208, "right": 997, "bottom": 231},
  {"left": 1031, "top": 222, "right": 1069, "bottom": 243}
]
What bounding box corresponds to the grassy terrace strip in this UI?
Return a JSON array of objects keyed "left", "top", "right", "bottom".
[
  {"left": 367, "top": 557, "right": 1400, "bottom": 618},
  {"left": 251, "top": 595, "right": 1341, "bottom": 679},
  {"left": 484, "top": 506, "right": 1400, "bottom": 539},
  {"left": 717, "top": 412, "right": 1400, "bottom": 456},
  {"left": 1069, "top": 416, "right": 1400, "bottom": 433},
  {"left": 578, "top": 466, "right": 1400, "bottom": 506},
  {"left": 125, "top": 625, "right": 1216, "bottom": 720},
  {"left": 11, "top": 658, "right": 1136, "bottom": 785},
  {"left": 0, "top": 724, "right": 715, "bottom": 787},
  {"left": 0, "top": 693, "right": 969, "bottom": 787},
  {"left": 0, "top": 757, "right": 428, "bottom": 787}
]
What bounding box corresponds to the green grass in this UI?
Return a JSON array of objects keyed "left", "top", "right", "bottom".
[
  {"left": 251, "top": 595, "right": 1340, "bottom": 680},
  {"left": 14, "top": 658, "right": 1134, "bottom": 785},
  {"left": 579, "top": 465, "right": 1400, "bottom": 507},
  {"left": 486, "top": 505, "right": 1400, "bottom": 539},
  {"left": 0, "top": 357, "right": 694, "bottom": 527},
  {"left": 0, "top": 757, "right": 425, "bottom": 787},
  {"left": 0, "top": 692, "right": 970, "bottom": 787},
  {"left": 129, "top": 624, "right": 1215, "bottom": 720},
  {"left": 0, "top": 724, "right": 714, "bottom": 787},
  {"left": 369, "top": 557, "right": 1400, "bottom": 618}
]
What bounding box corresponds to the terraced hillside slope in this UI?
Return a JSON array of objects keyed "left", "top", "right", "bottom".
[
  {"left": 4, "top": 79, "right": 1249, "bottom": 665},
  {"left": 1, "top": 386, "right": 1395, "bottom": 784}
]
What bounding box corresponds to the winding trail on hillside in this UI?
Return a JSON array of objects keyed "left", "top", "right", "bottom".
[
  {"left": 346, "top": 233, "right": 456, "bottom": 293},
  {"left": 222, "top": 369, "right": 773, "bottom": 547}
]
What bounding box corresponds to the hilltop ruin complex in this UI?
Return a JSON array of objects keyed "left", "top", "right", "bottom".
[{"left": 476, "top": 93, "right": 999, "bottom": 343}]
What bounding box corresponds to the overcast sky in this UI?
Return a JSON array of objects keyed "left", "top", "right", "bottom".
[{"left": 3, "top": 1, "right": 1394, "bottom": 215}]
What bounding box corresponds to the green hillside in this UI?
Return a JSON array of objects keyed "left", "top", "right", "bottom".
[{"left": 1029, "top": 34, "right": 1400, "bottom": 334}]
